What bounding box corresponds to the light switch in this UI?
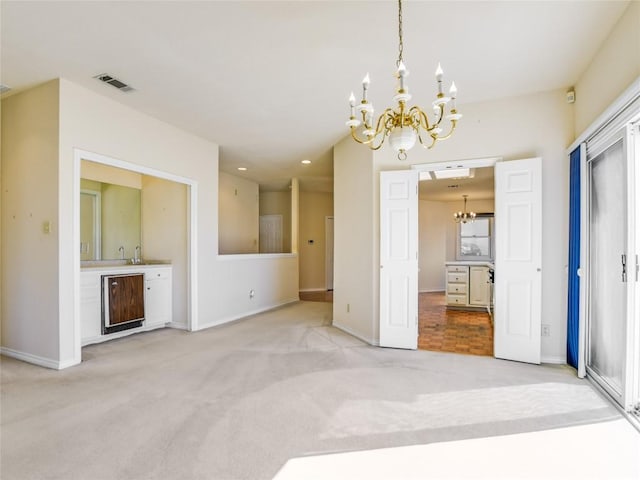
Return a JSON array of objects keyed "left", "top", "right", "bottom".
[{"left": 43, "top": 221, "right": 51, "bottom": 234}]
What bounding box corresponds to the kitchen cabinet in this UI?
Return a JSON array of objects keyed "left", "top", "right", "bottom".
[
  {"left": 469, "top": 266, "right": 491, "bottom": 306},
  {"left": 80, "top": 264, "right": 172, "bottom": 345},
  {"left": 144, "top": 267, "right": 172, "bottom": 327},
  {"left": 445, "top": 262, "right": 493, "bottom": 309}
]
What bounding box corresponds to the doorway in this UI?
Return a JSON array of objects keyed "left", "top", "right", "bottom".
[{"left": 416, "top": 165, "right": 495, "bottom": 356}]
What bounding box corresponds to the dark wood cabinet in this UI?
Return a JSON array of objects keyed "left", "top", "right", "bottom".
[{"left": 103, "top": 274, "right": 144, "bottom": 332}]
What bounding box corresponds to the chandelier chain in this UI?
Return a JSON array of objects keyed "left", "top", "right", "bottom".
[{"left": 397, "top": 0, "right": 404, "bottom": 66}]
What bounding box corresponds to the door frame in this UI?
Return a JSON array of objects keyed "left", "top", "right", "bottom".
[{"left": 72, "top": 148, "right": 199, "bottom": 365}]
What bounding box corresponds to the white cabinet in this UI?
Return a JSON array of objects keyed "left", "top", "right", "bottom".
[
  {"left": 469, "top": 266, "right": 491, "bottom": 306},
  {"left": 446, "top": 265, "right": 468, "bottom": 306},
  {"left": 144, "top": 267, "right": 172, "bottom": 327},
  {"left": 446, "top": 263, "right": 492, "bottom": 309},
  {"left": 80, "top": 264, "right": 172, "bottom": 345},
  {"left": 80, "top": 272, "right": 102, "bottom": 341}
]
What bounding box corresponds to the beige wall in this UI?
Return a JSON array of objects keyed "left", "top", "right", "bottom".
[
  {"left": 1, "top": 80, "right": 61, "bottom": 361},
  {"left": 0, "top": 78, "right": 298, "bottom": 368},
  {"left": 333, "top": 136, "right": 376, "bottom": 343},
  {"left": 259, "top": 191, "right": 292, "bottom": 253},
  {"left": 418, "top": 200, "right": 448, "bottom": 292},
  {"left": 218, "top": 171, "right": 259, "bottom": 254},
  {"left": 335, "top": 88, "right": 573, "bottom": 359},
  {"left": 299, "top": 192, "right": 333, "bottom": 291},
  {"left": 141, "top": 175, "right": 188, "bottom": 328},
  {"left": 573, "top": 1, "right": 640, "bottom": 136}
]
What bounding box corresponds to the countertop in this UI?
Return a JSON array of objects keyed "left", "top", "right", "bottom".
[
  {"left": 445, "top": 260, "right": 495, "bottom": 268},
  {"left": 81, "top": 260, "right": 171, "bottom": 271}
]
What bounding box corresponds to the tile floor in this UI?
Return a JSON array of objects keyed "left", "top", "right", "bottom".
[{"left": 419, "top": 291, "right": 493, "bottom": 356}]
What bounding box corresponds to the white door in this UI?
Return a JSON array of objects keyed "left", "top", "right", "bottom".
[
  {"left": 494, "top": 158, "right": 542, "bottom": 364},
  {"left": 259, "top": 214, "right": 283, "bottom": 253},
  {"left": 379, "top": 170, "right": 418, "bottom": 349},
  {"left": 325, "top": 216, "right": 334, "bottom": 290}
]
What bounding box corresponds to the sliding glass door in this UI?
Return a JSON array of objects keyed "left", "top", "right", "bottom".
[{"left": 587, "top": 132, "right": 628, "bottom": 405}]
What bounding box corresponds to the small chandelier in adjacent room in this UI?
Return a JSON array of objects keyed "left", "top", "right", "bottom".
[
  {"left": 345, "top": 0, "right": 462, "bottom": 160},
  {"left": 454, "top": 195, "right": 476, "bottom": 223}
]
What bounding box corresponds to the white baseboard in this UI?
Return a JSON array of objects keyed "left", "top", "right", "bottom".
[
  {"left": 419, "top": 289, "right": 445, "bottom": 293},
  {"left": 541, "top": 355, "right": 566, "bottom": 364},
  {"left": 332, "top": 321, "right": 378, "bottom": 346},
  {"left": 299, "top": 288, "right": 326, "bottom": 293},
  {"left": 0, "top": 347, "right": 79, "bottom": 370},
  {"left": 166, "top": 322, "right": 189, "bottom": 331},
  {"left": 196, "top": 298, "right": 299, "bottom": 331}
]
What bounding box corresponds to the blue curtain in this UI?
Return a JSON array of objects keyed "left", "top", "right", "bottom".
[{"left": 567, "top": 147, "right": 581, "bottom": 369}]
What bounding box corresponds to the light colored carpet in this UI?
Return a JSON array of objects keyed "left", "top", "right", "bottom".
[{"left": 0, "top": 301, "right": 626, "bottom": 480}]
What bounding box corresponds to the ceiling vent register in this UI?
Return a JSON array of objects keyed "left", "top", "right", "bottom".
[{"left": 94, "top": 74, "right": 134, "bottom": 92}]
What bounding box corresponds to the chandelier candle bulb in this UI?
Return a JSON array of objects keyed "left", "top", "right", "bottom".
[{"left": 362, "top": 73, "right": 370, "bottom": 102}]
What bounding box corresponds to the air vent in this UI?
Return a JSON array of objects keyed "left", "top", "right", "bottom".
[
  {"left": 94, "top": 73, "right": 134, "bottom": 92},
  {"left": 0, "top": 84, "right": 11, "bottom": 94}
]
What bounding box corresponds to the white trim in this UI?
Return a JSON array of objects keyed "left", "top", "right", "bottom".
[
  {"left": 578, "top": 142, "right": 588, "bottom": 378},
  {"left": 195, "top": 299, "right": 299, "bottom": 331},
  {"left": 216, "top": 253, "right": 297, "bottom": 260},
  {"left": 0, "top": 347, "right": 80, "bottom": 370},
  {"left": 299, "top": 288, "right": 327, "bottom": 293},
  {"left": 333, "top": 321, "right": 378, "bottom": 346},
  {"left": 166, "top": 322, "right": 189, "bottom": 331},
  {"left": 79, "top": 188, "right": 102, "bottom": 260},
  {"left": 568, "top": 76, "right": 640, "bottom": 153},
  {"left": 419, "top": 289, "right": 446, "bottom": 293},
  {"left": 411, "top": 156, "right": 502, "bottom": 172},
  {"left": 73, "top": 148, "right": 199, "bottom": 362},
  {"left": 541, "top": 355, "right": 567, "bottom": 365}
]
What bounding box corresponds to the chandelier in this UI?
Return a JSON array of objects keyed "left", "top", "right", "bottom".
[
  {"left": 346, "top": 0, "right": 462, "bottom": 160},
  {"left": 454, "top": 195, "right": 476, "bottom": 223}
]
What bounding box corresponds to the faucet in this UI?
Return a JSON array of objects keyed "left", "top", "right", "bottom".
[
  {"left": 134, "top": 245, "right": 141, "bottom": 264},
  {"left": 118, "top": 246, "right": 125, "bottom": 260}
]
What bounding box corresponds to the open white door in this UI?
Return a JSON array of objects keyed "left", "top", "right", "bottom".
[
  {"left": 380, "top": 170, "right": 418, "bottom": 349},
  {"left": 494, "top": 158, "right": 542, "bottom": 364}
]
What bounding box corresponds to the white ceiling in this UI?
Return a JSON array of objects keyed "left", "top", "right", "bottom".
[{"left": 1, "top": 1, "right": 630, "bottom": 187}]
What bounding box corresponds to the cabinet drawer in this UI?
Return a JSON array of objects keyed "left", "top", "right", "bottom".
[
  {"left": 447, "top": 294, "right": 467, "bottom": 306},
  {"left": 447, "top": 272, "right": 468, "bottom": 284},
  {"left": 146, "top": 269, "right": 170, "bottom": 280},
  {"left": 447, "top": 265, "right": 468, "bottom": 274},
  {"left": 447, "top": 283, "right": 467, "bottom": 295}
]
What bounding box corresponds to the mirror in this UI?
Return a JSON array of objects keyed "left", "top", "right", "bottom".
[{"left": 80, "top": 177, "right": 141, "bottom": 261}]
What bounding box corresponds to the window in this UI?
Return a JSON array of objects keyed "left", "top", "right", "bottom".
[{"left": 457, "top": 216, "right": 493, "bottom": 261}]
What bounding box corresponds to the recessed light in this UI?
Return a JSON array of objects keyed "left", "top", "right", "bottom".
[
  {"left": 301, "top": 159, "right": 311, "bottom": 165},
  {"left": 237, "top": 167, "right": 247, "bottom": 171}
]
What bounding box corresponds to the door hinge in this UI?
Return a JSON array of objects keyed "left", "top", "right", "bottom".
[
  {"left": 622, "top": 254, "right": 627, "bottom": 282},
  {"left": 636, "top": 254, "right": 639, "bottom": 282}
]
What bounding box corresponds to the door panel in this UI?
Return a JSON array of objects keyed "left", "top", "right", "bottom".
[
  {"left": 494, "top": 158, "right": 542, "bottom": 364},
  {"left": 379, "top": 170, "right": 418, "bottom": 349}
]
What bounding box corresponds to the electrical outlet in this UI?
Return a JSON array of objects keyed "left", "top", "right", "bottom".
[
  {"left": 249, "top": 289, "right": 255, "bottom": 299},
  {"left": 541, "top": 324, "right": 551, "bottom": 337}
]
